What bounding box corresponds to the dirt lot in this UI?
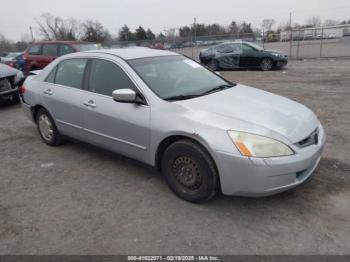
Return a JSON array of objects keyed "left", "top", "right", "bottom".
[{"left": 0, "top": 59, "right": 349, "bottom": 255}]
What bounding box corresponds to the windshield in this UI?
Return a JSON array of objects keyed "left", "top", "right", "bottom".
[
  {"left": 128, "top": 56, "right": 233, "bottom": 99},
  {"left": 73, "top": 44, "right": 100, "bottom": 51},
  {"left": 245, "top": 42, "right": 264, "bottom": 51}
]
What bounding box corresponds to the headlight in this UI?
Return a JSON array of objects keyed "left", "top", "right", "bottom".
[
  {"left": 228, "top": 131, "right": 294, "bottom": 158},
  {"left": 272, "top": 53, "right": 283, "bottom": 58}
]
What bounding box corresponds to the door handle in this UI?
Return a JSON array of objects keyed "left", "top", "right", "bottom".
[
  {"left": 83, "top": 100, "right": 97, "bottom": 108},
  {"left": 43, "top": 89, "right": 53, "bottom": 95}
]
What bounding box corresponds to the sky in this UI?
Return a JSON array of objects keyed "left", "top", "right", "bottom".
[{"left": 1, "top": 0, "right": 350, "bottom": 41}]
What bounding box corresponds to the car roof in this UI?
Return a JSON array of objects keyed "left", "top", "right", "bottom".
[
  {"left": 87, "top": 47, "right": 179, "bottom": 60},
  {"left": 33, "top": 41, "right": 93, "bottom": 45}
]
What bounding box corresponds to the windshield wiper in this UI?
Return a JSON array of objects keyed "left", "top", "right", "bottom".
[
  {"left": 164, "top": 84, "right": 234, "bottom": 101},
  {"left": 164, "top": 94, "right": 202, "bottom": 101},
  {"left": 200, "top": 84, "right": 234, "bottom": 96}
]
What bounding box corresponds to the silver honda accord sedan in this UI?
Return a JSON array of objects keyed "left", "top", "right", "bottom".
[{"left": 20, "top": 48, "right": 325, "bottom": 202}]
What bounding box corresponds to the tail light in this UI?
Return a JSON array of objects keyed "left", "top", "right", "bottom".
[{"left": 19, "top": 85, "right": 26, "bottom": 95}]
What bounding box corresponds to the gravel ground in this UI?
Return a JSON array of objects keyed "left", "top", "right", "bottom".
[{"left": 0, "top": 59, "right": 349, "bottom": 255}]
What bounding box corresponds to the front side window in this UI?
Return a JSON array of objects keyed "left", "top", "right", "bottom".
[
  {"left": 42, "top": 44, "right": 58, "bottom": 57},
  {"left": 217, "top": 44, "right": 234, "bottom": 53},
  {"left": 88, "top": 59, "right": 136, "bottom": 96},
  {"left": 55, "top": 59, "right": 87, "bottom": 89},
  {"left": 242, "top": 44, "right": 255, "bottom": 52},
  {"left": 129, "top": 56, "right": 230, "bottom": 99},
  {"left": 28, "top": 44, "right": 42, "bottom": 55}
]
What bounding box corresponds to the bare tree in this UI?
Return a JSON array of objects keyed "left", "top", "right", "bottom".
[
  {"left": 324, "top": 19, "right": 339, "bottom": 26},
  {"left": 261, "top": 19, "right": 276, "bottom": 31},
  {"left": 81, "top": 20, "right": 111, "bottom": 43},
  {"left": 307, "top": 16, "right": 322, "bottom": 28},
  {"left": 36, "top": 13, "right": 81, "bottom": 41}
]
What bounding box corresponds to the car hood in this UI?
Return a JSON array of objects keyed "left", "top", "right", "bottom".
[
  {"left": 264, "top": 49, "right": 285, "bottom": 55},
  {"left": 0, "top": 63, "right": 18, "bottom": 78},
  {"left": 174, "top": 84, "right": 319, "bottom": 143}
]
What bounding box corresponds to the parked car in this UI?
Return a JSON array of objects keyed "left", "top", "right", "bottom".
[
  {"left": 23, "top": 41, "right": 99, "bottom": 74},
  {"left": 0, "top": 63, "right": 25, "bottom": 104},
  {"left": 328, "top": 33, "right": 337, "bottom": 39},
  {"left": 21, "top": 48, "right": 325, "bottom": 202},
  {"left": 199, "top": 41, "right": 288, "bottom": 71},
  {"left": 7, "top": 53, "right": 26, "bottom": 71},
  {"left": 0, "top": 52, "right": 22, "bottom": 65}
]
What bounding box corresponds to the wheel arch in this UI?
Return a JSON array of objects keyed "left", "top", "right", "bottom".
[
  {"left": 154, "top": 133, "right": 219, "bottom": 175},
  {"left": 32, "top": 104, "right": 46, "bottom": 121}
]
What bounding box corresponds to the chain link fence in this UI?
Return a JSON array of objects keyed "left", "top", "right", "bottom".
[{"left": 111, "top": 24, "right": 350, "bottom": 61}]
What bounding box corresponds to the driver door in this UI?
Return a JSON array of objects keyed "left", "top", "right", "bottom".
[{"left": 82, "top": 58, "right": 150, "bottom": 163}]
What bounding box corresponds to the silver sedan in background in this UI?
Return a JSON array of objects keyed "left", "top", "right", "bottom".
[{"left": 20, "top": 48, "right": 325, "bottom": 202}]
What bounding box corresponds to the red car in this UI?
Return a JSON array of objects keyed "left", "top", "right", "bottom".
[{"left": 23, "top": 41, "right": 99, "bottom": 74}]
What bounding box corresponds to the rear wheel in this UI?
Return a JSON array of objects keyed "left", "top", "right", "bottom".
[
  {"left": 36, "top": 108, "right": 64, "bottom": 146},
  {"left": 207, "top": 60, "right": 219, "bottom": 71},
  {"left": 161, "top": 140, "right": 219, "bottom": 203},
  {"left": 260, "top": 58, "right": 274, "bottom": 71}
]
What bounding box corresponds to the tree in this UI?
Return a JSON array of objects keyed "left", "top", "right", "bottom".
[
  {"left": 324, "top": 19, "right": 339, "bottom": 26},
  {"left": 240, "top": 22, "right": 254, "bottom": 37},
  {"left": 229, "top": 21, "right": 239, "bottom": 35},
  {"left": 307, "top": 16, "right": 322, "bottom": 28},
  {"left": 179, "top": 26, "right": 191, "bottom": 37},
  {"left": 119, "top": 24, "right": 132, "bottom": 41},
  {"left": 261, "top": 19, "right": 276, "bottom": 31},
  {"left": 36, "top": 13, "right": 80, "bottom": 40},
  {"left": 135, "top": 26, "right": 147, "bottom": 40},
  {"left": 82, "top": 20, "right": 111, "bottom": 43},
  {"left": 157, "top": 33, "right": 166, "bottom": 39},
  {"left": 146, "top": 29, "right": 155, "bottom": 40}
]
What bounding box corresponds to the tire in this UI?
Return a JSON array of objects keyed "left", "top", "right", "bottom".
[
  {"left": 11, "top": 92, "right": 20, "bottom": 103},
  {"left": 36, "top": 108, "right": 64, "bottom": 146},
  {"left": 161, "top": 139, "right": 219, "bottom": 203},
  {"left": 260, "top": 58, "right": 274, "bottom": 71},
  {"left": 207, "top": 60, "right": 219, "bottom": 71}
]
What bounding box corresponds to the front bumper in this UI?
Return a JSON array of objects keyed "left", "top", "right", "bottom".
[
  {"left": 275, "top": 59, "right": 288, "bottom": 68},
  {"left": 215, "top": 124, "right": 326, "bottom": 197},
  {"left": 0, "top": 87, "right": 19, "bottom": 96}
]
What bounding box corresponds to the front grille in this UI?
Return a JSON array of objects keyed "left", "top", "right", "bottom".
[{"left": 296, "top": 128, "right": 319, "bottom": 148}]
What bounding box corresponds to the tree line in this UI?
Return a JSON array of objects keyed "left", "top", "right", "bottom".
[{"left": 1, "top": 13, "right": 350, "bottom": 54}]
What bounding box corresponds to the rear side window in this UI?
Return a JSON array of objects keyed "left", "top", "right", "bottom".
[
  {"left": 28, "top": 44, "right": 42, "bottom": 55},
  {"left": 217, "top": 44, "right": 234, "bottom": 53},
  {"left": 42, "top": 44, "right": 58, "bottom": 57},
  {"left": 45, "top": 67, "right": 57, "bottom": 83},
  {"left": 59, "top": 44, "right": 76, "bottom": 56},
  {"left": 55, "top": 59, "right": 87, "bottom": 89},
  {"left": 88, "top": 59, "right": 136, "bottom": 96}
]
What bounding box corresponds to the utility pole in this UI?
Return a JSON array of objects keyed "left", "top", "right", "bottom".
[
  {"left": 289, "top": 12, "right": 292, "bottom": 58},
  {"left": 29, "top": 26, "right": 34, "bottom": 42},
  {"left": 194, "top": 17, "right": 197, "bottom": 44}
]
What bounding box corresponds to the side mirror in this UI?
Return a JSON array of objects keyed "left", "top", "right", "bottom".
[{"left": 112, "top": 89, "right": 137, "bottom": 103}]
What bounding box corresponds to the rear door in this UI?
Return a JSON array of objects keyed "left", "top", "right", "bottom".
[
  {"left": 41, "top": 44, "right": 59, "bottom": 68},
  {"left": 41, "top": 58, "right": 88, "bottom": 138},
  {"left": 82, "top": 58, "right": 150, "bottom": 163}
]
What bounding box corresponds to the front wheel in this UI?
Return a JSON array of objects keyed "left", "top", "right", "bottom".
[
  {"left": 36, "top": 108, "right": 64, "bottom": 146},
  {"left": 207, "top": 60, "right": 219, "bottom": 71},
  {"left": 260, "top": 58, "right": 274, "bottom": 71},
  {"left": 161, "top": 140, "right": 219, "bottom": 203}
]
